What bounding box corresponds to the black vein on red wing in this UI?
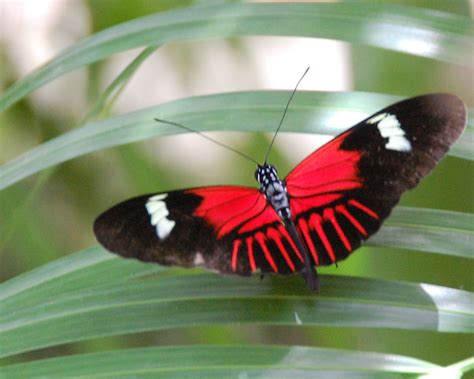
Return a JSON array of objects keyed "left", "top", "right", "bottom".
[
  {"left": 231, "top": 239, "right": 242, "bottom": 272},
  {"left": 298, "top": 214, "right": 345, "bottom": 265},
  {"left": 321, "top": 217, "right": 351, "bottom": 262},
  {"left": 266, "top": 229, "right": 296, "bottom": 273},
  {"left": 250, "top": 237, "right": 273, "bottom": 274},
  {"left": 346, "top": 200, "right": 382, "bottom": 237},
  {"left": 246, "top": 236, "right": 257, "bottom": 272},
  {"left": 214, "top": 194, "right": 263, "bottom": 236},
  {"left": 277, "top": 224, "right": 304, "bottom": 263},
  {"left": 336, "top": 204, "right": 368, "bottom": 237},
  {"left": 287, "top": 178, "right": 361, "bottom": 193},
  {"left": 334, "top": 210, "right": 363, "bottom": 251},
  {"left": 255, "top": 232, "right": 279, "bottom": 273},
  {"left": 197, "top": 192, "right": 258, "bottom": 216},
  {"left": 307, "top": 227, "right": 328, "bottom": 265},
  {"left": 325, "top": 208, "right": 352, "bottom": 252},
  {"left": 297, "top": 217, "right": 319, "bottom": 265},
  {"left": 287, "top": 155, "right": 360, "bottom": 180}
]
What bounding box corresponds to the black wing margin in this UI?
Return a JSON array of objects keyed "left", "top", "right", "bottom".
[{"left": 286, "top": 94, "right": 466, "bottom": 266}]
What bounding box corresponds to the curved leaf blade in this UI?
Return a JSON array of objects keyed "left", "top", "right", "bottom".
[
  {"left": 0, "top": 248, "right": 472, "bottom": 358},
  {"left": 0, "top": 2, "right": 472, "bottom": 112},
  {"left": 0, "top": 345, "right": 440, "bottom": 378},
  {"left": 369, "top": 207, "right": 474, "bottom": 259},
  {"left": 1, "top": 91, "right": 471, "bottom": 190},
  {"left": 80, "top": 46, "right": 159, "bottom": 124}
]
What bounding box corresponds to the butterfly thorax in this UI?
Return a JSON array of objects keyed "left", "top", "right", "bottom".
[{"left": 255, "top": 164, "right": 291, "bottom": 219}]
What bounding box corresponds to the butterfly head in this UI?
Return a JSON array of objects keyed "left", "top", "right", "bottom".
[{"left": 255, "top": 164, "right": 279, "bottom": 186}]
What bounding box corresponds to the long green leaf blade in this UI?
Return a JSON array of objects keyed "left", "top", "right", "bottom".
[
  {"left": 0, "top": 345, "right": 440, "bottom": 378},
  {"left": 0, "top": 2, "right": 472, "bottom": 112},
  {"left": 1, "top": 91, "right": 471, "bottom": 190},
  {"left": 0, "top": 248, "right": 472, "bottom": 358},
  {"left": 80, "top": 46, "right": 159, "bottom": 124},
  {"left": 369, "top": 207, "right": 474, "bottom": 259}
]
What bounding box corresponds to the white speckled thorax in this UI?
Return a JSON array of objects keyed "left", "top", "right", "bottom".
[{"left": 255, "top": 164, "right": 291, "bottom": 219}]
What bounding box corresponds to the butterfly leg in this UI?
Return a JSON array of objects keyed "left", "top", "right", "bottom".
[
  {"left": 284, "top": 220, "right": 320, "bottom": 292},
  {"left": 301, "top": 255, "right": 320, "bottom": 292}
]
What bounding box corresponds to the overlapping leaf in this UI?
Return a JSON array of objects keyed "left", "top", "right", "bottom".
[
  {"left": 1, "top": 2, "right": 472, "bottom": 377},
  {"left": 0, "top": 345, "right": 443, "bottom": 378},
  {"left": 0, "top": 246, "right": 472, "bottom": 359},
  {"left": 1, "top": 2, "right": 472, "bottom": 113},
  {"left": 1, "top": 91, "right": 472, "bottom": 190}
]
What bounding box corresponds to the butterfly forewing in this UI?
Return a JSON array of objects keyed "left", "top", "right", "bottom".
[
  {"left": 94, "top": 187, "right": 304, "bottom": 275},
  {"left": 285, "top": 93, "right": 466, "bottom": 264},
  {"left": 94, "top": 94, "right": 466, "bottom": 286}
]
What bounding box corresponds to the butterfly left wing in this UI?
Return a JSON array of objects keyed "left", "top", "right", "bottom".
[
  {"left": 285, "top": 94, "right": 466, "bottom": 265},
  {"left": 94, "top": 186, "right": 306, "bottom": 276}
]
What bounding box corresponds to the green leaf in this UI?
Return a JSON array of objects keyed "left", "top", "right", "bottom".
[
  {"left": 0, "top": 2, "right": 472, "bottom": 112},
  {"left": 1, "top": 91, "right": 471, "bottom": 190},
  {"left": 0, "top": 247, "right": 472, "bottom": 358},
  {"left": 0, "top": 345, "right": 441, "bottom": 378},
  {"left": 80, "top": 46, "right": 159, "bottom": 124},
  {"left": 369, "top": 207, "right": 474, "bottom": 259}
]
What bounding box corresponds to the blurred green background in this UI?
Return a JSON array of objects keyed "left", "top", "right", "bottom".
[{"left": 0, "top": 0, "right": 472, "bottom": 371}]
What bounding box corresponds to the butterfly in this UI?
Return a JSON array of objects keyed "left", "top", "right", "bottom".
[{"left": 94, "top": 93, "right": 466, "bottom": 292}]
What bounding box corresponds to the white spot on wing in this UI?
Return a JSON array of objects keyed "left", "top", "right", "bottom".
[
  {"left": 378, "top": 115, "right": 403, "bottom": 136},
  {"left": 156, "top": 217, "right": 175, "bottom": 240},
  {"left": 149, "top": 193, "right": 167, "bottom": 201},
  {"left": 194, "top": 253, "right": 205, "bottom": 266},
  {"left": 385, "top": 136, "right": 412, "bottom": 152},
  {"left": 369, "top": 112, "right": 412, "bottom": 152},
  {"left": 367, "top": 113, "right": 386, "bottom": 124},
  {"left": 146, "top": 194, "right": 175, "bottom": 240},
  {"left": 145, "top": 201, "right": 163, "bottom": 214},
  {"left": 377, "top": 114, "right": 401, "bottom": 136},
  {"left": 150, "top": 206, "right": 169, "bottom": 225}
]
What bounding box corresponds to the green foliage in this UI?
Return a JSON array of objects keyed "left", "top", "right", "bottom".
[
  {"left": 0, "top": 1, "right": 472, "bottom": 377},
  {"left": 0, "top": 345, "right": 446, "bottom": 378}
]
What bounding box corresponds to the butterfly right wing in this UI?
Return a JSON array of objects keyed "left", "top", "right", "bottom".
[{"left": 285, "top": 94, "right": 467, "bottom": 265}]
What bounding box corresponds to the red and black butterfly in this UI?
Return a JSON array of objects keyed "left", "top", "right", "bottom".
[{"left": 94, "top": 94, "right": 466, "bottom": 292}]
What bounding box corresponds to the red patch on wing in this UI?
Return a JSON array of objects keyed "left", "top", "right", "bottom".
[
  {"left": 298, "top": 217, "right": 319, "bottom": 265},
  {"left": 246, "top": 236, "right": 257, "bottom": 272},
  {"left": 188, "top": 186, "right": 279, "bottom": 238},
  {"left": 231, "top": 239, "right": 242, "bottom": 272},
  {"left": 348, "top": 199, "right": 379, "bottom": 219},
  {"left": 267, "top": 227, "right": 296, "bottom": 272},
  {"left": 324, "top": 208, "right": 352, "bottom": 251},
  {"left": 290, "top": 193, "right": 342, "bottom": 216},
  {"left": 309, "top": 213, "right": 336, "bottom": 262},
  {"left": 255, "top": 232, "right": 278, "bottom": 272},
  {"left": 286, "top": 131, "right": 363, "bottom": 205},
  {"left": 336, "top": 204, "right": 367, "bottom": 237}
]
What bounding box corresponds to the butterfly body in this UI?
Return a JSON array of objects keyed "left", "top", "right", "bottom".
[
  {"left": 94, "top": 94, "right": 466, "bottom": 292},
  {"left": 255, "top": 164, "right": 291, "bottom": 219},
  {"left": 255, "top": 163, "right": 319, "bottom": 290}
]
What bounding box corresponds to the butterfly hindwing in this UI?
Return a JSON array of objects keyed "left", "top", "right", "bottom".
[
  {"left": 94, "top": 186, "right": 304, "bottom": 276},
  {"left": 94, "top": 190, "right": 210, "bottom": 268},
  {"left": 286, "top": 94, "right": 466, "bottom": 265}
]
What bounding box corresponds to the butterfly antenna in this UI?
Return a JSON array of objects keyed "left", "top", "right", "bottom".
[
  {"left": 154, "top": 118, "right": 260, "bottom": 165},
  {"left": 263, "top": 66, "right": 310, "bottom": 164}
]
